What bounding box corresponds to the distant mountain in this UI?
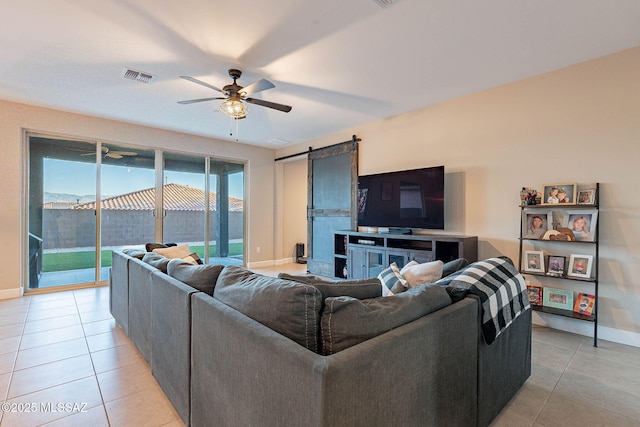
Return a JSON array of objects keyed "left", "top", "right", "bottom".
[{"left": 44, "top": 192, "right": 99, "bottom": 204}]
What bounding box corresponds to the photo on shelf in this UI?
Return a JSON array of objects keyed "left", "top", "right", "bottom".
[
  {"left": 543, "top": 287, "right": 574, "bottom": 310},
  {"left": 520, "top": 187, "right": 540, "bottom": 205},
  {"left": 524, "top": 250, "right": 545, "bottom": 273},
  {"left": 568, "top": 254, "right": 593, "bottom": 279},
  {"left": 522, "top": 209, "right": 553, "bottom": 239},
  {"left": 546, "top": 255, "right": 566, "bottom": 277},
  {"left": 574, "top": 292, "right": 596, "bottom": 316},
  {"left": 541, "top": 183, "right": 577, "bottom": 205},
  {"left": 526, "top": 285, "right": 543, "bottom": 306},
  {"left": 577, "top": 188, "right": 597, "bottom": 205},
  {"left": 564, "top": 210, "right": 598, "bottom": 242}
]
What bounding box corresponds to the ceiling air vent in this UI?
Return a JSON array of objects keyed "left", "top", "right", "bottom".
[
  {"left": 122, "top": 68, "right": 156, "bottom": 84},
  {"left": 372, "top": 0, "right": 397, "bottom": 8}
]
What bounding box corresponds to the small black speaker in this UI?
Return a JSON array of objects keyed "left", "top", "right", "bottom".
[{"left": 296, "top": 243, "right": 307, "bottom": 264}]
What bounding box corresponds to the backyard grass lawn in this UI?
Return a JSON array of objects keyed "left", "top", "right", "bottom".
[{"left": 42, "top": 243, "right": 244, "bottom": 272}]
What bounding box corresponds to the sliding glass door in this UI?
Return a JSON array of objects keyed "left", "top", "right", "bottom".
[
  {"left": 162, "top": 152, "right": 207, "bottom": 257},
  {"left": 26, "top": 134, "right": 245, "bottom": 291},
  {"left": 28, "top": 137, "right": 98, "bottom": 289},
  {"left": 99, "top": 144, "right": 157, "bottom": 281},
  {"left": 209, "top": 159, "right": 244, "bottom": 265}
]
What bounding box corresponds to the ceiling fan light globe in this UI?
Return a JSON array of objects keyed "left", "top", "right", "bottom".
[{"left": 219, "top": 99, "right": 248, "bottom": 119}]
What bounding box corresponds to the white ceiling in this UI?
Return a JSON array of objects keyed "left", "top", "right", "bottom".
[{"left": 2, "top": 0, "right": 640, "bottom": 148}]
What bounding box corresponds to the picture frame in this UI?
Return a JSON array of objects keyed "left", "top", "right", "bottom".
[
  {"left": 567, "top": 254, "right": 593, "bottom": 279},
  {"left": 564, "top": 210, "right": 598, "bottom": 242},
  {"left": 522, "top": 209, "right": 552, "bottom": 239},
  {"left": 546, "top": 255, "right": 566, "bottom": 277},
  {"left": 523, "top": 250, "right": 545, "bottom": 273},
  {"left": 543, "top": 287, "right": 574, "bottom": 310},
  {"left": 526, "top": 285, "right": 543, "bottom": 306},
  {"left": 541, "top": 183, "right": 577, "bottom": 205},
  {"left": 574, "top": 292, "right": 596, "bottom": 316},
  {"left": 577, "top": 188, "right": 597, "bottom": 205}
]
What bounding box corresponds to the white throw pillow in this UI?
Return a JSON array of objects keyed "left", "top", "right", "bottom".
[
  {"left": 153, "top": 243, "right": 192, "bottom": 259},
  {"left": 400, "top": 260, "right": 444, "bottom": 288}
]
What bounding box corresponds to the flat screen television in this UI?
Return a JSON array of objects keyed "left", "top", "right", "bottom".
[{"left": 357, "top": 165, "right": 444, "bottom": 230}]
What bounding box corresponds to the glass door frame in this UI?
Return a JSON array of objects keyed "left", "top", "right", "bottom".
[{"left": 22, "top": 132, "right": 247, "bottom": 294}]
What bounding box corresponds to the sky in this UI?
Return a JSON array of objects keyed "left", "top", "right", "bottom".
[{"left": 43, "top": 159, "right": 244, "bottom": 199}]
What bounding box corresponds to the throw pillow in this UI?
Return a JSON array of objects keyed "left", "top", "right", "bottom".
[
  {"left": 142, "top": 252, "right": 171, "bottom": 273},
  {"left": 442, "top": 258, "right": 470, "bottom": 278},
  {"left": 121, "top": 248, "right": 146, "bottom": 259},
  {"left": 214, "top": 266, "right": 323, "bottom": 353},
  {"left": 153, "top": 244, "right": 192, "bottom": 259},
  {"left": 145, "top": 242, "right": 177, "bottom": 252},
  {"left": 378, "top": 262, "right": 408, "bottom": 296},
  {"left": 400, "top": 260, "right": 443, "bottom": 287},
  {"left": 182, "top": 252, "right": 204, "bottom": 265},
  {"left": 320, "top": 283, "right": 452, "bottom": 355},
  {"left": 278, "top": 273, "right": 382, "bottom": 300},
  {"left": 167, "top": 259, "right": 224, "bottom": 296}
]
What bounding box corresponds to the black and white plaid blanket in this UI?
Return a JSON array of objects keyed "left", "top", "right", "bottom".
[{"left": 437, "top": 256, "right": 530, "bottom": 345}]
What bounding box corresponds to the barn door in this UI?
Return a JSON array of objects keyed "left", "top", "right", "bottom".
[{"left": 307, "top": 139, "right": 358, "bottom": 277}]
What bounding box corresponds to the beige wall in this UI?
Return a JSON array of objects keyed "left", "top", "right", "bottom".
[
  {"left": 0, "top": 100, "right": 276, "bottom": 298},
  {"left": 276, "top": 48, "right": 640, "bottom": 346},
  {"left": 281, "top": 159, "right": 308, "bottom": 261}
]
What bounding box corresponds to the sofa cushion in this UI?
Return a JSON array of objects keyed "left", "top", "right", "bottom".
[
  {"left": 442, "top": 258, "right": 470, "bottom": 278},
  {"left": 153, "top": 244, "right": 192, "bottom": 259},
  {"left": 378, "top": 263, "right": 408, "bottom": 296},
  {"left": 277, "top": 273, "right": 382, "bottom": 300},
  {"left": 320, "top": 284, "right": 452, "bottom": 355},
  {"left": 121, "top": 248, "right": 146, "bottom": 259},
  {"left": 400, "top": 260, "right": 443, "bottom": 287},
  {"left": 167, "top": 259, "right": 224, "bottom": 296},
  {"left": 142, "top": 252, "right": 171, "bottom": 273},
  {"left": 214, "top": 266, "right": 323, "bottom": 353},
  {"left": 145, "top": 242, "right": 177, "bottom": 252}
]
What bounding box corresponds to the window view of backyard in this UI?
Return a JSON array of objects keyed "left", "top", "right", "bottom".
[{"left": 29, "top": 136, "right": 244, "bottom": 290}]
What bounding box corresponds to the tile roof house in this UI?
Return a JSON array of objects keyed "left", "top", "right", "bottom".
[{"left": 69, "top": 183, "right": 243, "bottom": 212}]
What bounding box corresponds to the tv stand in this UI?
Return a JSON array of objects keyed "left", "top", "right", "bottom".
[{"left": 333, "top": 231, "right": 478, "bottom": 279}]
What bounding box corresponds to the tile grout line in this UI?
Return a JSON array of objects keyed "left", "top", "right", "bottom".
[{"left": 73, "top": 289, "right": 113, "bottom": 427}]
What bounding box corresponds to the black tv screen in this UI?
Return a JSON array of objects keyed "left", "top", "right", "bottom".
[{"left": 357, "top": 166, "right": 444, "bottom": 230}]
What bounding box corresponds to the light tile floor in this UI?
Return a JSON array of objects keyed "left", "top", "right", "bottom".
[{"left": 0, "top": 263, "right": 638, "bottom": 426}]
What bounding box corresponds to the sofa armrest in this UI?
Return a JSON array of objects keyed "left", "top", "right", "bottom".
[
  {"left": 472, "top": 294, "right": 532, "bottom": 427},
  {"left": 110, "top": 251, "right": 130, "bottom": 334},
  {"left": 128, "top": 258, "right": 155, "bottom": 363},
  {"left": 151, "top": 271, "right": 198, "bottom": 425},
  {"left": 191, "top": 294, "right": 479, "bottom": 427}
]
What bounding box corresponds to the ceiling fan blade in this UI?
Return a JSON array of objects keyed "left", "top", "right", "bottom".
[
  {"left": 106, "top": 153, "right": 123, "bottom": 159},
  {"left": 240, "top": 79, "right": 275, "bottom": 96},
  {"left": 245, "top": 97, "right": 292, "bottom": 113},
  {"left": 110, "top": 151, "right": 138, "bottom": 156},
  {"left": 178, "top": 97, "right": 225, "bottom": 105},
  {"left": 180, "top": 76, "right": 224, "bottom": 93}
]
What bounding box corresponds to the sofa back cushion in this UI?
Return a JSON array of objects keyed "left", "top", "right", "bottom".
[
  {"left": 214, "top": 266, "right": 323, "bottom": 353},
  {"left": 320, "top": 283, "right": 451, "bottom": 355},
  {"left": 277, "top": 273, "right": 382, "bottom": 300},
  {"left": 142, "top": 252, "right": 171, "bottom": 273},
  {"left": 167, "top": 259, "right": 224, "bottom": 296}
]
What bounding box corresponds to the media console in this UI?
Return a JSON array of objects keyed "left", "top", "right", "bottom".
[{"left": 333, "top": 231, "right": 478, "bottom": 280}]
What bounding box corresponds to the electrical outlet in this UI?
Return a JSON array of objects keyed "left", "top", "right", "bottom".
[{"left": 256, "top": 246, "right": 261, "bottom": 253}]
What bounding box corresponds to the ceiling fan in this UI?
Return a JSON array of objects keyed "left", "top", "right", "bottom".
[
  {"left": 78, "top": 147, "right": 138, "bottom": 159},
  {"left": 178, "top": 69, "right": 292, "bottom": 119}
]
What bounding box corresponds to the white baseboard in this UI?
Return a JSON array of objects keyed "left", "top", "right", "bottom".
[
  {"left": 247, "top": 258, "right": 298, "bottom": 269},
  {"left": 0, "top": 287, "right": 24, "bottom": 300},
  {"left": 246, "top": 260, "right": 275, "bottom": 269},
  {"left": 533, "top": 313, "right": 640, "bottom": 348}
]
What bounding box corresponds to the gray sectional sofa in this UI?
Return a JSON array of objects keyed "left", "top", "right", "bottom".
[{"left": 109, "top": 250, "right": 531, "bottom": 427}]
